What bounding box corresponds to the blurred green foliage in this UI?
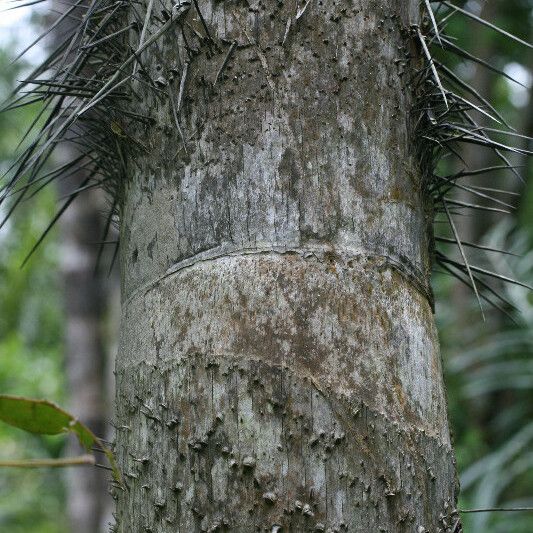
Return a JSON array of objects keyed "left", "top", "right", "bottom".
[
  {"left": 436, "top": 223, "right": 533, "bottom": 532},
  {"left": 0, "top": 47, "right": 67, "bottom": 532},
  {"left": 433, "top": 2, "right": 533, "bottom": 531}
]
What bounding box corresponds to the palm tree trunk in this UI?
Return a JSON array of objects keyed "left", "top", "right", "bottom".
[{"left": 114, "top": 1, "right": 459, "bottom": 530}]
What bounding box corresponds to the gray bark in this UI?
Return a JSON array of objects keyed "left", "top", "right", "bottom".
[{"left": 114, "top": 1, "right": 460, "bottom": 531}]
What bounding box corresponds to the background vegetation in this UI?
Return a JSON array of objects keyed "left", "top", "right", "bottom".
[
  {"left": 0, "top": 1, "right": 532, "bottom": 531},
  {"left": 0, "top": 46, "right": 67, "bottom": 531}
]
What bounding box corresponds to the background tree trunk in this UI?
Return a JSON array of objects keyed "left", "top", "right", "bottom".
[
  {"left": 58, "top": 171, "right": 115, "bottom": 533},
  {"left": 48, "top": 0, "right": 115, "bottom": 528},
  {"left": 52, "top": 3, "right": 117, "bottom": 531},
  {"left": 114, "top": 1, "right": 460, "bottom": 531}
]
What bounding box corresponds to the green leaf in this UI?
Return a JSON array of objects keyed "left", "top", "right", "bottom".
[
  {"left": 0, "top": 395, "right": 122, "bottom": 484},
  {"left": 0, "top": 395, "right": 94, "bottom": 449}
]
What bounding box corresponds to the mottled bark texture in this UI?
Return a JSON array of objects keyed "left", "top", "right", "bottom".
[{"left": 115, "top": 0, "right": 460, "bottom": 531}]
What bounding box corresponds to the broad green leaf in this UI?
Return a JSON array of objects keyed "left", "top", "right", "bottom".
[
  {"left": 0, "top": 395, "right": 94, "bottom": 449},
  {"left": 0, "top": 395, "right": 121, "bottom": 484}
]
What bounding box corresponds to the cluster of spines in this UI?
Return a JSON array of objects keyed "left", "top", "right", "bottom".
[
  {"left": 415, "top": 0, "right": 533, "bottom": 317},
  {"left": 0, "top": 0, "right": 532, "bottom": 313}
]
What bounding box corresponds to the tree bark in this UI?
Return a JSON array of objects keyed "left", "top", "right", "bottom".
[{"left": 114, "top": 1, "right": 459, "bottom": 531}]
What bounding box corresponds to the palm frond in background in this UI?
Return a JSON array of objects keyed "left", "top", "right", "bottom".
[{"left": 438, "top": 220, "right": 533, "bottom": 532}]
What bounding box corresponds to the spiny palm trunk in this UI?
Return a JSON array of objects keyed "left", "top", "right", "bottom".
[{"left": 114, "top": 1, "right": 459, "bottom": 531}]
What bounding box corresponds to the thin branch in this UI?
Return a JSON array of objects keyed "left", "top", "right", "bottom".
[
  {"left": 0, "top": 455, "right": 95, "bottom": 468},
  {"left": 460, "top": 507, "right": 533, "bottom": 514}
]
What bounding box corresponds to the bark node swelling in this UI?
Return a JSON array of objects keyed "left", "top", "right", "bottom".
[{"left": 115, "top": 0, "right": 459, "bottom": 531}]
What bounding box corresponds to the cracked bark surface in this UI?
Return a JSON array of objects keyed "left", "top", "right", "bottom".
[{"left": 114, "top": 0, "right": 460, "bottom": 531}]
